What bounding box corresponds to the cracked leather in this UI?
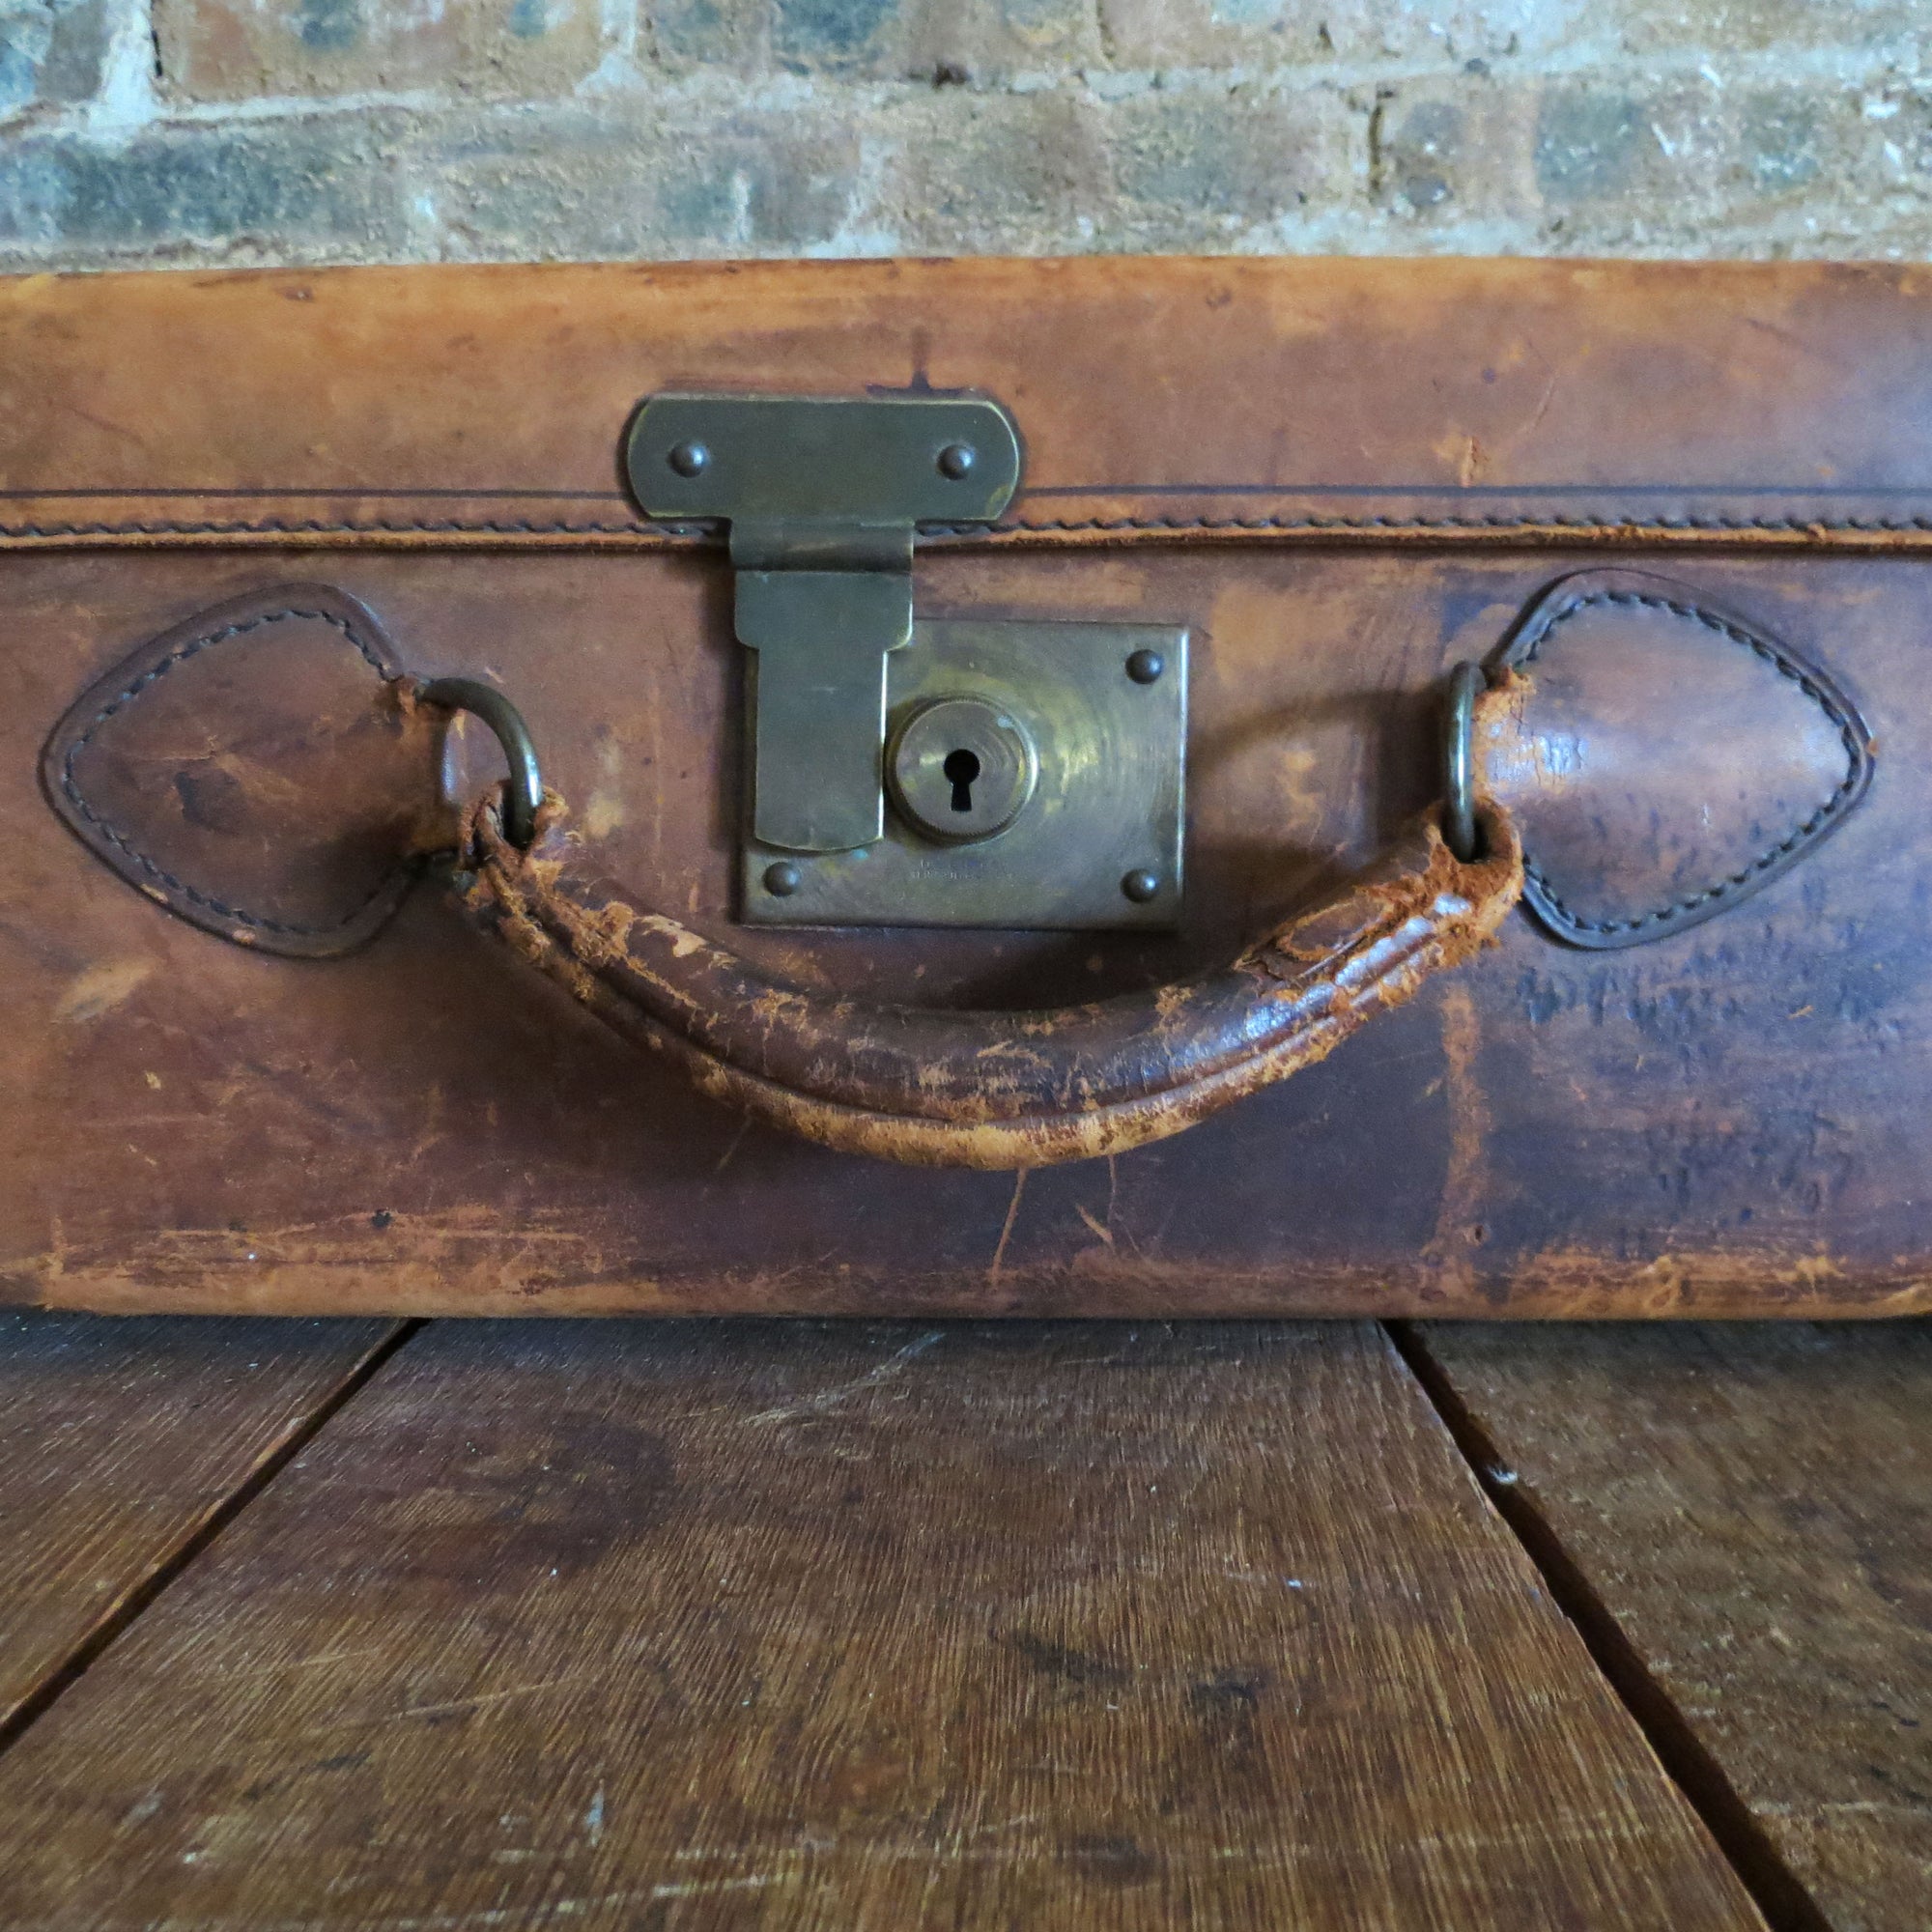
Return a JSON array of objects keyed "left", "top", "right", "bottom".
[
  {"left": 1472, "top": 570, "right": 1874, "bottom": 951},
  {"left": 458, "top": 794, "right": 1524, "bottom": 1170}
]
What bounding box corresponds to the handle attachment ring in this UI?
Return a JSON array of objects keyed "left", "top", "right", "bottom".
[
  {"left": 422, "top": 677, "right": 544, "bottom": 852},
  {"left": 1442, "top": 661, "right": 1486, "bottom": 865}
]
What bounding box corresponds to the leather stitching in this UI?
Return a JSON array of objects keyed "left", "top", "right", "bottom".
[
  {"left": 1512, "top": 588, "right": 1866, "bottom": 939},
  {"left": 981, "top": 514, "right": 1932, "bottom": 535},
  {"left": 1, "top": 511, "right": 1930, "bottom": 541},
  {"left": 7, "top": 518, "right": 665, "bottom": 540},
  {"left": 59, "top": 605, "right": 414, "bottom": 939}
]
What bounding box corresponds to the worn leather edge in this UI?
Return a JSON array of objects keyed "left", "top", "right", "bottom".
[
  {"left": 456, "top": 794, "right": 1524, "bottom": 1170},
  {"left": 39, "top": 582, "right": 430, "bottom": 957},
  {"left": 1482, "top": 569, "right": 1876, "bottom": 951}
]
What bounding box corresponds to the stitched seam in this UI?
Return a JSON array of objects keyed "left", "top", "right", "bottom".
[
  {"left": 1514, "top": 588, "right": 1865, "bottom": 937},
  {"left": 61, "top": 606, "right": 410, "bottom": 938},
  {"left": 964, "top": 512, "right": 1932, "bottom": 536},
  {"left": 1, "top": 511, "right": 1930, "bottom": 541},
  {"left": 3, "top": 517, "right": 666, "bottom": 539}
]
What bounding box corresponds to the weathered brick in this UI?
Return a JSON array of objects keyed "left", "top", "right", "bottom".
[
  {"left": 1357, "top": 75, "right": 1541, "bottom": 230},
  {"left": 156, "top": 0, "right": 606, "bottom": 101},
  {"left": 6, "top": 0, "right": 1932, "bottom": 273},
  {"left": 887, "top": 88, "right": 1112, "bottom": 252},
  {"left": 771, "top": 0, "right": 899, "bottom": 75},
  {"left": 416, "top": 105, "right": 864, "bottom": 256},
  {"left": 1094, "top": 0, "right": 1584, "bottom": 71},
  {"left": 0, "top": 117, "right": 412, "bottom": 259},
  {"left": 1740, "top": 90, "right": 1822, "bottom": 194},
  {"left": 0, "top": 0, "right": 113, "bottom": 119},
  {"left": 650, "top": 0, "right": 1106, "bottom": 84},
  {"left": 1534, "top": 87, "right": 1651, "bottom": 203},
  {"left": 647, "top": 0, "right": 765, "bottom": 71},
  {"left": 1108, "top": 87, "right": 1350, "bottom": 244},
  {"left": 1599, "top": 0, "right": 1922, "bottom": 59},
  {"left": 900, "top": 0, "right": 1102, "bottom": 85}
]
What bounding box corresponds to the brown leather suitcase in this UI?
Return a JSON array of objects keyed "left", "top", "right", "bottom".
[{"left": 4, "top": 255, "right": 1923, "bottom": 1319}]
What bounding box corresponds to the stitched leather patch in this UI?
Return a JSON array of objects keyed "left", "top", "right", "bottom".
[
  {"left": 41, "top": 584, "right": 441, "bottom": 958},
  {"left": 1477, "top": 568, "right": 1874, "bottom": 950}
]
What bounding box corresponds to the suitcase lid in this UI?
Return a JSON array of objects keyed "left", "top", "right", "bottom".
[{"left": 4, "top": 255, "right": 1931, "bottom": 553}]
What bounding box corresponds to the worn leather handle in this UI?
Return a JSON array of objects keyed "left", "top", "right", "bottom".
[{"left": 456, "top": 795, "right": 1523, "bottom": 1170}]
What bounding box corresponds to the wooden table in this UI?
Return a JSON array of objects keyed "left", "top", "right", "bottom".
[{"left": 0, "top": 1310, "right": 1922, "bottom": 1929}]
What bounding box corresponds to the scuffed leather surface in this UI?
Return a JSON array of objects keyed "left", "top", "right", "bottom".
[
  {"left": 457, "top": 794, "right": 1523, "bottom": 1170},
  {"left": 40, "top": 585, "right": 447, "bottom": 956},
  {"left": 3, "top": 256, "right": 1930, "bottom": 1318},
  {"left": 1474, "top": 570, "right": 1873, "bottom": 949},
  {"left": 3, "top": 544, "right": 1919, "bottom": 1319}
]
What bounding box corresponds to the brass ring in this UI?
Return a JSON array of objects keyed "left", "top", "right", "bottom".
[
  {"left": 421, "top": 677, "right": 544, "bottom": 851},
  {"left": 1442, "top": 661, "right": 1485, "bottom": 865}
]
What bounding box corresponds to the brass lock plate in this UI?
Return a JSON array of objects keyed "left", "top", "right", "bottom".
[{"left": 741, "top": 619, "right": 1187, "bottom": 930}]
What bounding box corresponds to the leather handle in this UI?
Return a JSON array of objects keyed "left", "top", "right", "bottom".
[{"left": 457, "top": 796, "right": 1523, "bottom": 1170}]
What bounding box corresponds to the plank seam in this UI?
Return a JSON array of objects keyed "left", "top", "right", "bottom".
[
  {"left": 0, "top": 1319, "right": 426, "bottom": 1760},
  {"left": 1383, "top": 1319, "right": 1835, "bottom": 1932}
]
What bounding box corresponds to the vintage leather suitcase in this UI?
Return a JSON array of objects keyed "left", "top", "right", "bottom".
[{"left": 3, "top": 256, "right": 1924, "bottom": 1319}]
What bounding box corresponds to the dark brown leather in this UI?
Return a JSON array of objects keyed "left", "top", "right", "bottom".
[
  {"left": 40, "top": 584, "right": 446, "bottom": 956},
  {"left": 3, "top": 258, "right": 1927, "bottom": 1319},
  {"left": 459, "top": 794, "right": 1523, "bottom": 1170},
  {"left": 1473, "top": 570, "right": 1874, "bottom": 949}
]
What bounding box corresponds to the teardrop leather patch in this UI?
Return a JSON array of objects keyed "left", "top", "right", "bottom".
[
  {"left": 1476, "top": 568, "right": 1874, "bottom": 950},
  {"left": 41, "top": 583, "right": 444, "bottom": 957}
]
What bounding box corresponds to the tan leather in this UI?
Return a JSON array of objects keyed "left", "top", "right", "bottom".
[
  {"left": 5, "top": 257, "right": 1927, "bottom": 1319},
  {"left": 460, "top": 794, "right": 1524, "bottom": 1170},
  {"left": 3, "top": 259, "right": 1931, "bottom": 555}
]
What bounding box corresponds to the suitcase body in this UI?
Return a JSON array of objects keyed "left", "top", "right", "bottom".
[{"left": 4, "top": 255, "right": 1926, "bottom": 1317}]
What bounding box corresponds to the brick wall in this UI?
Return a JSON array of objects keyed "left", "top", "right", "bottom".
[{"left": 0, "top": 0, "right": 1924, "bottom": 269}]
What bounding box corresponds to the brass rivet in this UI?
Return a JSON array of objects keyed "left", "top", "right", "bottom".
[
  {"left": 937, "top": 443, "right": 976, "bottom": 480},
  {"left": 668, "top": 440, "right": 709, "bottom": 478},
  {"left": 763, "top": 861, "right": 803, "bottom": 896},
  {"left": 1125, "top": 648, "right": 1165, "bottom": 685},
  {"left": 1121, "top": 868, "right": 1161, "bottom": 903}
]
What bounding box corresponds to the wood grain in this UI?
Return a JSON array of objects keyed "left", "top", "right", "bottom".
[
  {"left": 1420, "top": 1321, "right": 1932, "bottom": 1932},
  {"left": 0, "top": 1320, "right": 1759, "bottom": 1929},
  {"left": 0, "top": 1309, "right": 399, "bottom": 1732}
]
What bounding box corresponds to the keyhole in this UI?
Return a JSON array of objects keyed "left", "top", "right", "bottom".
[{"left": 943, "top": 747, "right": 981, "bottom": 812}]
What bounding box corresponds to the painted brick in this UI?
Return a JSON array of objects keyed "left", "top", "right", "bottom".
[
  {"left": 0, "top": 0, "right": 113, "bottom": 119},
  {"left": 156, "top": 0, "right": 606, "bottom": 101}
]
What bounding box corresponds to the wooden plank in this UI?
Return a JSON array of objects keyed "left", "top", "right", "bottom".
[
  {"left": 0, "top": 1320, "right": 1759, "bottom": 1930},
  {"left": 1417, "top": 1321, "right": 1932, "bottom": 1932},
  {"left": 0, "top": 1308, "right": 400, "bottom": 1733}
]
